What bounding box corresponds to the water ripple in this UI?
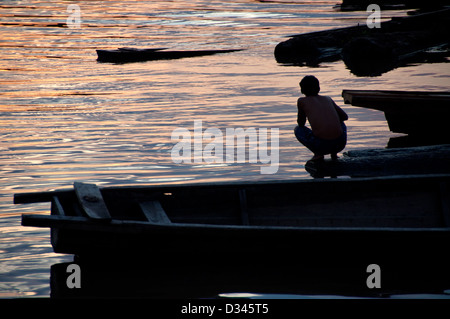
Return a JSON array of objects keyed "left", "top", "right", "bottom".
[{"left": 1, "top": 0, "right": 449, "bottom": 297}]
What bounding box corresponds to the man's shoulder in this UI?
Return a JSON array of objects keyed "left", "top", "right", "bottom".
[
  {"left": 318, "top": 94, "right": 332, "bottom": 100},
  {"left": 317, "top": 95, "right": 336, "bottom": 105},
  {"left": 297, "top": 96, "right": 307, "bottom": 107}
]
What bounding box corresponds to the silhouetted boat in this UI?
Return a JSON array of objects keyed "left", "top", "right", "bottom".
[
  {"left": 16, "top": 175, "right": 450, "bottom": 266},
  {"left": 342, "top": 90, "right": 450, "bottom": 135},
  {"left": 96, "top": 47, "right": 242, "bottom": 63}
]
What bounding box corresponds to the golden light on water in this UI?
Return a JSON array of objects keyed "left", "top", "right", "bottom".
[{"left": 1, "top": 0, "right": 449, "bottom": 297}]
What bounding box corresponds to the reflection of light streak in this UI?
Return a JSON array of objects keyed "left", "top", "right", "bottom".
[{"left": 0, "top": 252, "right": 63, "bottom": 262}]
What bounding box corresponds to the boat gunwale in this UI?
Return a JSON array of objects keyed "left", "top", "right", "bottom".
[
  {"left": 21, "top": 213, "right": 450, "bottom": 234},
  {"left": 14, "top": 173, "right": 450, "bottom": 205},
  {"left": 342, "top": 89, "right": 450, "bottom": 111},
  {"left": 342, "top": 89, "right": 450, "bottom": 97}
]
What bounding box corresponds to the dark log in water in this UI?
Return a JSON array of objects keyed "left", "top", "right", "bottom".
[
  {"left": 96, "top": 48, "right": 242, "bottom": 63},
  {"left": 274, "top": 8, "right": 450, "bottom": 76},
  {"left": 339, "top": 0, "right": 449, "bottom": 11}
]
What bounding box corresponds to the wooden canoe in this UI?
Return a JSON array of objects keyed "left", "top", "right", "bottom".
[
  {"left": 342, "top": 90, "right": 450, "bottom": 135},
  {"left": 16, "top": 175, "right": 450, "bottom": 267},
  {"left": 96, "top": 47, "right": 242, "bottom": 63}
]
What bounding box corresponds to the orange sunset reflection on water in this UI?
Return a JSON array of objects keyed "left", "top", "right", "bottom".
[{"left": 1, "top": 0, "right": 449, "bottom": 297}]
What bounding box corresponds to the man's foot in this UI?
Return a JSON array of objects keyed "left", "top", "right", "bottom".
[
  {"left": 311, "top": 154, "right": 324, "bottom": 161},
  {"left": 331, "top": 153, "right": 338, "bottom": 160}
]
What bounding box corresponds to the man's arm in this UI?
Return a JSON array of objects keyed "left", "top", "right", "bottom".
[
  {"left": 331, "top": 99, "right": 348, "bottom": 122},
  {"left": 297, "top": 98, "right": 307, "bottom": 126}
]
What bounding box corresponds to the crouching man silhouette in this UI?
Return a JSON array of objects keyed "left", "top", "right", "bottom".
[{"left": 294, "top": 75, "right": 348, "bottom": 161}]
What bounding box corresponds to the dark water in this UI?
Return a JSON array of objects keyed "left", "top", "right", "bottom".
[{"left": 1, "top": 0, "right": 449, "bottom": 298}]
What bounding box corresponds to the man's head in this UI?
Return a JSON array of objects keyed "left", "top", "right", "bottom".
[{"left": 299, "top": 75, "right": 320, "bottom": 96}]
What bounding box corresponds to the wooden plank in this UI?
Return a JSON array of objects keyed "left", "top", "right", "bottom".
[
  {"left": 74, "top": 182, "right": 111, "bottom": 220},
  {"left": 14, "top": 189, "right": 72, "bottom": 204},
  {"left": 139, "top": 201, "right": 171, "bottom": 224},
  {"left": 21, "top": 214, "right": 88, "bottom": 228},
  {"left": 51, "top": 196, "right": 65, "bottom": 216}
]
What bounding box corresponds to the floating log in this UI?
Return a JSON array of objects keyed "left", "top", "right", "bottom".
[
  {"left": 305, "top": 144, "right": 450, "bottom": 178},
  {"left": 339, "top": 0, "right": 449, "bottom": 11},
  {"left": 274, "top": 8, "right": 450, "bottom": 76},
  {"left": 342, "top": 90, "right": 450, "bottom": 135},
  {"left": 96, "top": 47, "right": 242, "bottom": 63}
]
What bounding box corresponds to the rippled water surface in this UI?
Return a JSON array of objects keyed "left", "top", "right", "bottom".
[{"left": 1, "top": 0, "right": 449, "bottom": 297}]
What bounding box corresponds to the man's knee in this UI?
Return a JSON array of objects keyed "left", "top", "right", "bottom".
[
  {"left": 294, "top": 125, "right": 306, "bottom": 141},
  {"left": 294, "top": 125, "right": 310, "bottom": 136}
]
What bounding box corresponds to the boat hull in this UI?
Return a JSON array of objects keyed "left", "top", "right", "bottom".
[
  {"left": 17, "top": 175, "right": 450, "bottom": 264},
  {"left": 342, "top": 90, "right": 450, "bottom": 135},
  {"left": 16, "top": 175, "right": 450, "bottom": 296},
  {"left": 47, "top": 219, "right": 450, "bottom": 266}
]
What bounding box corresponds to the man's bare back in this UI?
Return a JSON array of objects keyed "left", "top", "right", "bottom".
[{"left": 297, "top": 95, "right": 348, "bottom": 140}]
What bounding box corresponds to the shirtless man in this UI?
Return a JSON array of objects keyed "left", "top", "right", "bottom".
[{"left": 294, "top": 75, "right": 348, "bottom": 161}]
